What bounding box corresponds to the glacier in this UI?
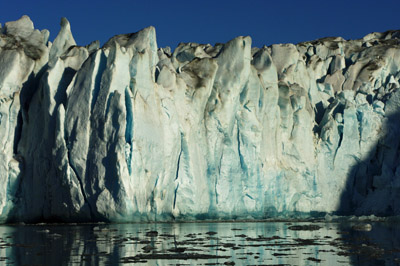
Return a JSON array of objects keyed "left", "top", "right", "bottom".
[{"left": 0, "top": 15, "right": 400, "bottom": 222}]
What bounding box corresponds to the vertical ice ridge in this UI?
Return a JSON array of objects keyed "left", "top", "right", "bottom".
[
  {"left": 91, "top": 51, "right": 107, "bottom": 111},
  {"left": 66, "top": 146, "right": 94, "bottom": 219}
]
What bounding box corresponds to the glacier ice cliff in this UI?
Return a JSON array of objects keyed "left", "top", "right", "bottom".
[{"left": 1, "top": 16, "right": 400, "bottom": 222}]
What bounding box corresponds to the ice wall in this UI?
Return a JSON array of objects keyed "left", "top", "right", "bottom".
[{"left": 1, "top": 16, "right": 400, "bottom": 222}]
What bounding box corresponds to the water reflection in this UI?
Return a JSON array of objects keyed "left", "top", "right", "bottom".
[{"left": 0, "top": 221, "right": 399, "bottom": 265}]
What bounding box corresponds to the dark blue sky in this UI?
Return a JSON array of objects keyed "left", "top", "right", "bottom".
[{"left": 2, "top": 0, "right": 399, "bottom": 49}]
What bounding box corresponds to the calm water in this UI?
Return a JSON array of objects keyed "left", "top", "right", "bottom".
[{"left": 0, "top": 221, "right": 399, "bottom": 265}]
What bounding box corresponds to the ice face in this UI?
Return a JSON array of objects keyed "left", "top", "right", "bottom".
[{"left": 0, "top": 16, "right": 400, "bottom": 222}]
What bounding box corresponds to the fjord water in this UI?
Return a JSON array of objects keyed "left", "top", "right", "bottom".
[{"left": 0, "top": 221, "right": 399, "bottom": 265}]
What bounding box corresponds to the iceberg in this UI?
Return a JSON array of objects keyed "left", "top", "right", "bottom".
[{"left": 0, "top": 16, "right": 400, "bottom": 222}]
